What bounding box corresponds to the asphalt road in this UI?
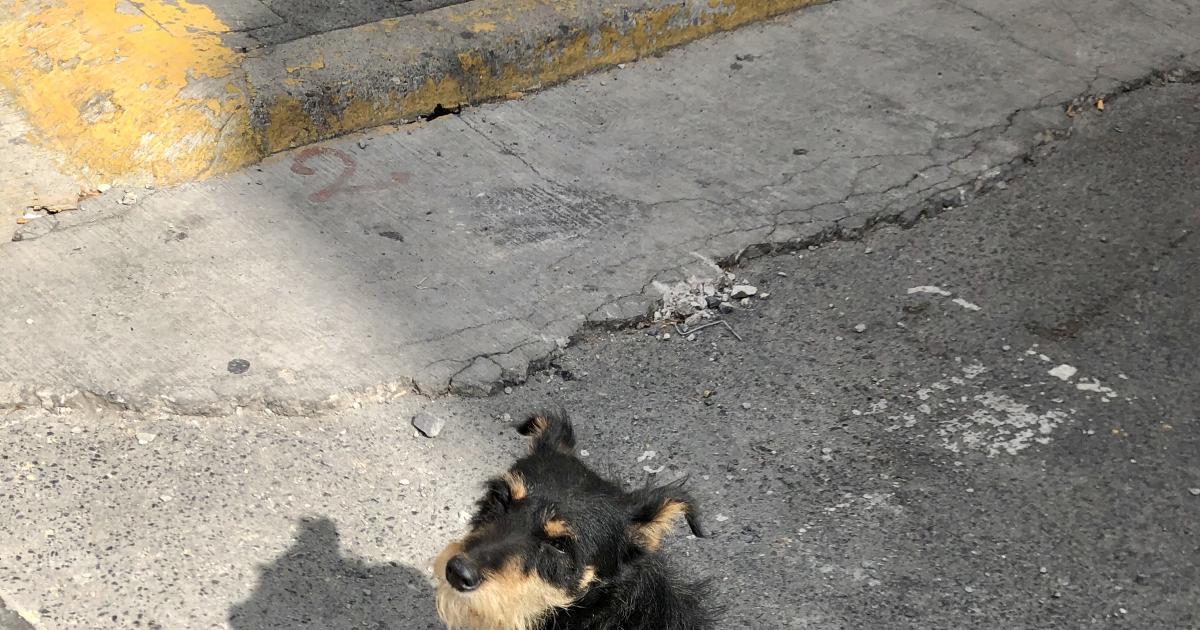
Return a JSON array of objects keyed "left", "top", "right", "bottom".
[
  {"left": 474, "top": 81, "right": 1200, "bottom": 628},
  {"left": 2, "top": 83, "right": 1198, "bottom": 629}
]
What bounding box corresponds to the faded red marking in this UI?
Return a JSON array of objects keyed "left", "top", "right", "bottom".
[{"left": 291, "top": 146, "right": 412, "bottom": 203}]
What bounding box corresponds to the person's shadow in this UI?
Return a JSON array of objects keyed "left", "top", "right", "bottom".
[{"left": 229, "top": 517, "right": 440, "bottom": 630}]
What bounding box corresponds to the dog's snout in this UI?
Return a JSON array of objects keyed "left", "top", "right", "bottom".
[{"left": 446, "top": 555, "right": 482, "bottom": 592}]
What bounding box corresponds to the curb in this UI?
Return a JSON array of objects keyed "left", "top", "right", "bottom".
[
  {"left": 1, "top": 0, "right": 825, "bottom": 188},
  {"left": 0, "top": 595, "right": 35, "bottom": 630}
]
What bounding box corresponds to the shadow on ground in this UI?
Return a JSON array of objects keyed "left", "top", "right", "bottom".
[{"left": 228, "top": 517, "right": 440, "bottom": 630}]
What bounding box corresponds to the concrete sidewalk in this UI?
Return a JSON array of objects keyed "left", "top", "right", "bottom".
[
  {"left": 0, "top": 0, "right": 822, "bottom": 199},
  {"left": 2, "top": 0, "right": 1199, "bottom": 416}
]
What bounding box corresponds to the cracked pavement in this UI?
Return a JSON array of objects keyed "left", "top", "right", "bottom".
[
  {"left": 2, "top": 0, "right": 1198, "bottom": 416},
  {"left": 2, "top": 81, "right": 1199, "bottom": 629}
]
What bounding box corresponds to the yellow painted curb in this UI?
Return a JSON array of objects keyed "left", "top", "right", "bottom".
[
  {"left": 0, "top": 0, "right": 255, "bottom": 186},
  {"left": 1, "top": 0, "right": 825, "bottom": 187}
]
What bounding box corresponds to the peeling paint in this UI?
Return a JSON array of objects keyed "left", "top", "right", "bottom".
[
  {"left": 0, "top": 0, "right": 253, "bottom": 185},
  {"left": 2, "top": 0, "right": 825, "bottom": 185}
]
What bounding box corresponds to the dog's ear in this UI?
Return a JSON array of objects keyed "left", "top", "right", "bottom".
[
  {"left": 516, "top": 410, "right": 576, "bottom": 454},
  {"left": 627, "top": 478, "right": 706, "bottom": 552}
]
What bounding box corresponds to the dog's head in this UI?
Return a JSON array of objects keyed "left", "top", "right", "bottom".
[{"left": 433, "top": 411, "right": 705, "bottom": 630}]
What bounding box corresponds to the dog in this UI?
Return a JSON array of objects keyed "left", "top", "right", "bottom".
[{"left": 433, "top": 410, "right": 716, "bottom": 630}]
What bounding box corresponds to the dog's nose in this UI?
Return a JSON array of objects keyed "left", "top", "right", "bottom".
[{"left": 446, "top": 555, "right": 482, "bottom": 592}]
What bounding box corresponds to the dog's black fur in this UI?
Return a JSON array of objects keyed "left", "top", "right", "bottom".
[{"left": 433, "top": 411, "right": 716, "bottom": 630}]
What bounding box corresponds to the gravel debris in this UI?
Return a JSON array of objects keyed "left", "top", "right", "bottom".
[
  {"left": 412, "top": 412, "right": 445, "bottom": 438},
  {"left": 730, "top": 285, "right": 758, "bottom": 298},
  {"left": 853, "top": 323, "right": 867, "bottom": 333}
]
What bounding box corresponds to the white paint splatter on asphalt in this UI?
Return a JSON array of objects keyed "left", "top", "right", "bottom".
[
  {"left": 907, "top": 285, "right": 952, "bottom": 296},
  {"left": 1048, "top": 364, "right": 1078, "bottom": 381}
]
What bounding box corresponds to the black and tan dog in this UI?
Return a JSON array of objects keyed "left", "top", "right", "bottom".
[{"left": 433, "top": 411, "right": 715, "bottom": 630}]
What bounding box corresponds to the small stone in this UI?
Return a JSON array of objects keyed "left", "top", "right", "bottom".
[
  {"left": 1189, "top": 488, "right": 1200, "bottom": 496},
  {"left": 227, "top": 359, "right": 250, "bottom": 374},
  {"left": 399, "top": 479, "right": 411, "bottom": 485},
  {"left": 776, "top": 271, "right": 788, "bottom": 277},
  {"left": 25, "top": 318, "right": 33, "bottom": 325},
  {"left": 684, "top": 312, "right": 706, "bottom": 327},
  {"left": 705, "top": 295, "right": 723, "bottom": 309},
  {"left": 718, "top": 302, "right": 735, "bottom": 314},
  {"left": 97, "top": 183, "right": 112, "bottom": 192},
  {"left": 136, "top": 432, "right": 157, "bottom": 445},
  {"left": 741, "top": 402, "right": 752, "bottom": 409},
  {"left": 853, "top": 323, "right": 867, "bottom": 333},
  {"left": 661, "top": 333, "right": 671, "bottom": 340},
  {"left": 412, "top": 412, "right": 445, "bottom": 438},
  {"left": 579, "top": 449, "right": 590, "bottom": 457},
  {"left": 835, "top": 335, "right": 844, "bottom": 341},
  {"left": 964, "top": 586, "right": 974, "bottom": 593},
  {"left": 740, "top": 297, "right": 751, "bottom": 307},
  {"left": 118, "top": 192, "right": 137, "bottom": 205},
  {"left": 160, "top": 495, "right": 173, "bottom": 502},
  {"left": 687, "top": 333, "right": 696, "bottom": 341},
  {"left": 760, "top": 292, "right": 770, "bottom": 299},
  {"left": 1040, "top": 567, "right": 1048, "bottom": 574},
  {"left": 730, "top": 285, "right": 757, "bottom": 299},
  {"left": 714, "top": 514, "right": 730, "bottom": 522},
  {"left": 637, "top": 450, "right": 657, "bottom": 462},
  {"left": 503, "top": 386, "right": 513, "bottom": 395}
]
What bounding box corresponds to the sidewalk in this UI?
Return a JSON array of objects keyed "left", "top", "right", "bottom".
[
  {"left": 0, "top": 0, "right": 823, "bottom": 201},
  {"left": 2, "top": 0, "right": 1198, "bottom": 417}
]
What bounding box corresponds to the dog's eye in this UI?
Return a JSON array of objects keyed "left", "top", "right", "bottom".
[{"left": 544, "top": 537, "right": 570, "bottom": 554}]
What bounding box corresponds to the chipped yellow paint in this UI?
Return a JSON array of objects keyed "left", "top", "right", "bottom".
[
  {"left": 288, "top": 0, "right": 826, "bottom": 156},
  {"left": 1, "top": 0, "right": 824, "bottom": 185},
  {"left": 0, "top": 0, "right": 254, "bottom": 185},
  {"left": 286, "top": 57, "right": 327, "bottom": 74}
]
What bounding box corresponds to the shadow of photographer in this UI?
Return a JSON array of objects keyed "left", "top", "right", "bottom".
[{"left": 229, "top": 517, "right": 440, "bottom": 630}]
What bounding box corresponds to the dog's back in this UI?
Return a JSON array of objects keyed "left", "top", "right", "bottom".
[{"left": 544, "top": 555, "right": 715, "bottom": 629}]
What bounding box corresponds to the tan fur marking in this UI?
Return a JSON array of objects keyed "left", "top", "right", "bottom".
[
  {"left": 632, "top": 499, "right": 688, "bottom": 552},
  {"left": 527, "top": 415, "right": 549, "bottom": 437},
  {"left": 577, "top": 566, "right": 597, "bottom": 591},
  {"left": 543, "top": 518, "right": 573, "bottom": 539},
  {"left": 502, "top": 471, "right": 527, "bottom": 501},
  {"left": 436, "top": 555, "right": 574, "bottom": 630}
]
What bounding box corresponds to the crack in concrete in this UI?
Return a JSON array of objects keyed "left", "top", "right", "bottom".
[
  {"left": 942, "top": 0, "right": 1086, "bottom": 71},
  {"left": 459, "top": 115, "right": 548, "bottom": 181},
  {"left": 9, "top": 66, "right": 1199, "bottom": 419}
]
